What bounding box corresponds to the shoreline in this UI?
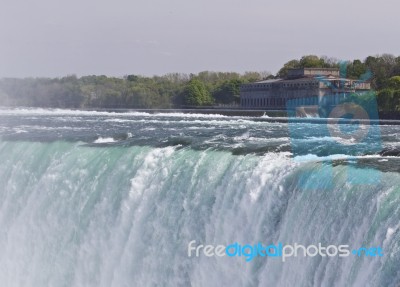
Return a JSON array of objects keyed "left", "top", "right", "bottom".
[
  {"left": 81, "top": 108, "right": 400, "bottom": 125},
  {"left": 1, "top": 106, "right": 400, "bottom": 125}
]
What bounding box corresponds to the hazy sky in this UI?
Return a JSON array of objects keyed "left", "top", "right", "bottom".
[{"left": 1, "top": 0, "right": 399, "bottom": 78}]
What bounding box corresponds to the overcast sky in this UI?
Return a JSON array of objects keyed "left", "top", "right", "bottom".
[{"left": 0, "top": 0, "right": 399, "bottom": 78}]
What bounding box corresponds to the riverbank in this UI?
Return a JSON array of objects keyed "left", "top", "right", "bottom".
[
  {"left": 2, "top": 107, "right": 400, "bottom": 125},
  {"left": 82, "top": 108, "right": 400, "bottom": 125}
]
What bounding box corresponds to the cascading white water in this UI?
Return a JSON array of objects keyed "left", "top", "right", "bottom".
[{"left": 0, "top": 140, "right": 399, "bottom": 287}]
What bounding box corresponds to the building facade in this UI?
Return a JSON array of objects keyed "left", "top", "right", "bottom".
[{"left": 240, "top": 68, "right": 371, "bottom": 110}]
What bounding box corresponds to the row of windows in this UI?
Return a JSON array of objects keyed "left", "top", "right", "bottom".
[
  {"left": 282, "top": 82, "right": 319, "bottom": 88},
  {"left": 241, "top": 96, "right": 319, "bottom": 107},
  {"left": 242, "top": 82, "right": 319, "bottom": 90},
  {"left": 241, "top": 84, "right": 273, "bottom": 89},
  {"left": 241, "top": 97, "right": 285, "bottom": 107}
]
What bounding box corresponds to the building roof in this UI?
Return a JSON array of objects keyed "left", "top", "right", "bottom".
[
  {"left": 291, "top": 67, "right": 339, "bottom": 70},
  {"left": 287, "top": 67, "right": 340, "bottom": 79},
  {"left": 253, "top": 79, "right": 282, "bottom": 84}
]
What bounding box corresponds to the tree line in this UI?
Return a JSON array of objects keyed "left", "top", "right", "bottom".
[
  {"left": 0, "top": 54, "right": 399, "bottom": 112},
  {"left": 0, "top": 72, "right": 266, "bottom": 109}
]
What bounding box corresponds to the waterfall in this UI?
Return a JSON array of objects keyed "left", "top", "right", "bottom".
[{"left": 0, "top": 140, "right": 399, "bottom": 287}]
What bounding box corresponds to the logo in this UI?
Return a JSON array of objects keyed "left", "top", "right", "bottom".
[
  {"left": 285, "top": 62, "right": 382, "bottom": 190},
  {"left": 187, "top": 241, "right": 383, "bottom": 262}
]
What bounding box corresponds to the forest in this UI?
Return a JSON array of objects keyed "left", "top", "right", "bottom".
[{"left": 0, "top": 54, "right": 399, "bottom": 112}]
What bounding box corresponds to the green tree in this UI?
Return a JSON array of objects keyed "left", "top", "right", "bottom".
[
  {"left": 299, "top": 55, "right": 325, "bottom": 68},
  {"left": 347, "top": 59, "right": 367, "bottom": 79},
  {"left": 277, "top": 59, "right": 300, "bottom": 78},
  {"left": 393, "top": 90, "right": 400, "bottom": 111},
  {"left": 184, "top": 79, "right": 213, "bottom": 106},
  {"left": 126, "top": 74, "right": 140, "bottom": 82},
  {"left": 213, "top": 79, "right": 244, "bottom": 104},
  {"left": 365, "top": 54, "right": 397, "bottom": 89},
  {"left": 377, "top": 89, "right": 395, "bottom": 111},
  {"left": 388, "top": 76, "right": 400, "bottom": 90}
]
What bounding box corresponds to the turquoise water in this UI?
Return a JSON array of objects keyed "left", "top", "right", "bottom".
[{"left": 0, "top": 108, "right": 399, "bottom": 286}]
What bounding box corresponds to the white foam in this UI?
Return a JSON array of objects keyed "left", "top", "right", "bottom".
[
  {"left": 0, "top": 108, "right": 151, "bottom": 117},
  {"left": 93, "top": 137, "right": 116, "bottom": 143},
  {"left": 293, "top": 153, "right": 388, "bottom": 162},
  {"left": 0, "top": 107, "right": 229, "bottom": 119}
]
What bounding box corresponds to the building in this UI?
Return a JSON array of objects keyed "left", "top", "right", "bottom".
[{"left": 240, "top": 68, "right": 371, "bottom": 110}]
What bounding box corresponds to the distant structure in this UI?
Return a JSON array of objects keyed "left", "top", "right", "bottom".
[{"left": 240, "top": 68, "right": 371, "bottom": 110}]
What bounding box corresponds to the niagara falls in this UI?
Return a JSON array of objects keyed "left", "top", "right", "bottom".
[{"left": 0, "top": 108, "right": 399, "bottom": 286}]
